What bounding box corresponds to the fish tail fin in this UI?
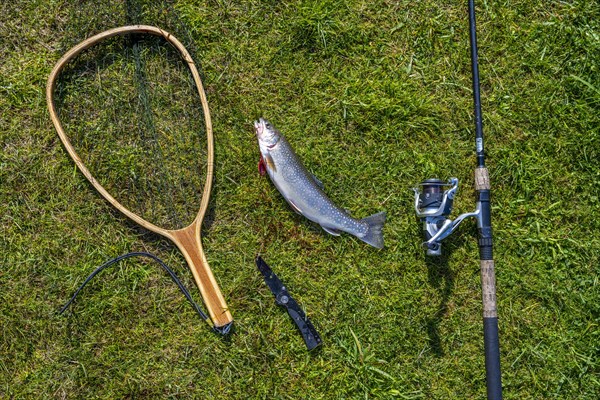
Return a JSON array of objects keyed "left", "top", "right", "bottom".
[{"left": 359, "top": 211, "right": 386, "bottom": 249}]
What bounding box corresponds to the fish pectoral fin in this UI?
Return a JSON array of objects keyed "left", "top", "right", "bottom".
[
  {"left": 287, "top": 199, "right": 303, "bottom": 215},
  {"left": 322, "top": 226, "right": 341, "bottom": 236},
  {"left": 265, "top": 153, "right": 276, "bottom": 172}
]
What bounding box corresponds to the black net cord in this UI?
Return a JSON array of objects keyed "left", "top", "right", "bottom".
[{"left": 59, "top": 251, "right": 209, "bottom": 322}]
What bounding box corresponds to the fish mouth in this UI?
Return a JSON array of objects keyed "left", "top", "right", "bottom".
[
  {"left": 254, "top": 117, "right": 279, "bottom": 148},
  {"left": 254, "top": 118, "right": 265, "bottom": 137}
]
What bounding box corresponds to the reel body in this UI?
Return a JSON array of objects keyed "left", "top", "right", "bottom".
[{"left": 413, "top": 178, "right": 480, "bottom": 256}]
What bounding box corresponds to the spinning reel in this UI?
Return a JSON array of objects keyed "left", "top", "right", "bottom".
[{"left": 413, "top": 178, "right": 480, "bottom": 256}]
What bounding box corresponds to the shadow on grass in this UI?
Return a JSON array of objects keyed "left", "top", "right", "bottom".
[{"left": 423, "top": 237, "right": 466, "bottom": 357}]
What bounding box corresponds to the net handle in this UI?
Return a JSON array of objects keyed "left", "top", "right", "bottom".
[{"left": 47, "top": 25, "right": 233, "bottom": 329}]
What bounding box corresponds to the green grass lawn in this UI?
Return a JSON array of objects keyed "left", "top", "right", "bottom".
[{"left": 1, "top": 0, "right": 598, "bottom": 398}]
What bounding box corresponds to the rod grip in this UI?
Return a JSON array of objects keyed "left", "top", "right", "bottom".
[
  {"left": 480, "top": 260, "right": 497, "bottom": 319},
  {"left": 475, "top": 167, "right": 491, "bottom": 191},
  {"left": 481, "top": 259, "right": 502, "bottom": 399},
  {"left": 483, "top": 316, "right": 502, "bottom": 400}
]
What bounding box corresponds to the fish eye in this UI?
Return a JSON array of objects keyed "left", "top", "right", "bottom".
[{"left": 265, "top": 122, "right": 271, "bottom": 129}]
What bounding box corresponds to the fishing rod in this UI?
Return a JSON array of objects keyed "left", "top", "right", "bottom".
[{"left": 413, "top": 1, "right": 502, "bottom": 398}]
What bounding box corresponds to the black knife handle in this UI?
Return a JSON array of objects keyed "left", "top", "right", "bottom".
[
  {"left": 283, "top": 296, "right": 322, "bottom": 350},
  {"left": 256, "top": 256, "right": 322, "bottom": 350}
]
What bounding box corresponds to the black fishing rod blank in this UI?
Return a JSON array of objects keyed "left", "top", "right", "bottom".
[
  {"left": 468, "top": 0, "right": 502, "bottom": 397},
  {"left": 412, "top": 1, "right": 502, "bottom": 398}
]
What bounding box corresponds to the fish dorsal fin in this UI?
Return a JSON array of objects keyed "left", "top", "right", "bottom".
[
  {"left": 322, "top": 226, "right": 341, "bottom": 236},
  {"left": 311, "top": 174, "right": 324, "bottom": 190}
]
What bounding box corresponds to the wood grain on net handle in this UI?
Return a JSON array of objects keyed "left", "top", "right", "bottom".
[{"left": 46, "top": 25, "right": 233, "bottom": 329}]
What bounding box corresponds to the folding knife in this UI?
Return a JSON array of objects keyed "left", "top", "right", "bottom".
[{"left": 256, "top": 256, "right": 322, "bottom": 350}]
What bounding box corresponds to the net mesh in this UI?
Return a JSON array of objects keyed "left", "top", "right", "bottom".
[{"left": 54, "top": 0, "right": 208, "bottom": 231}]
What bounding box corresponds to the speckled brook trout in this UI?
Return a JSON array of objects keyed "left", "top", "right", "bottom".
[{"left": 254, "top": 118, "right": 386, "bottom": 248}]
